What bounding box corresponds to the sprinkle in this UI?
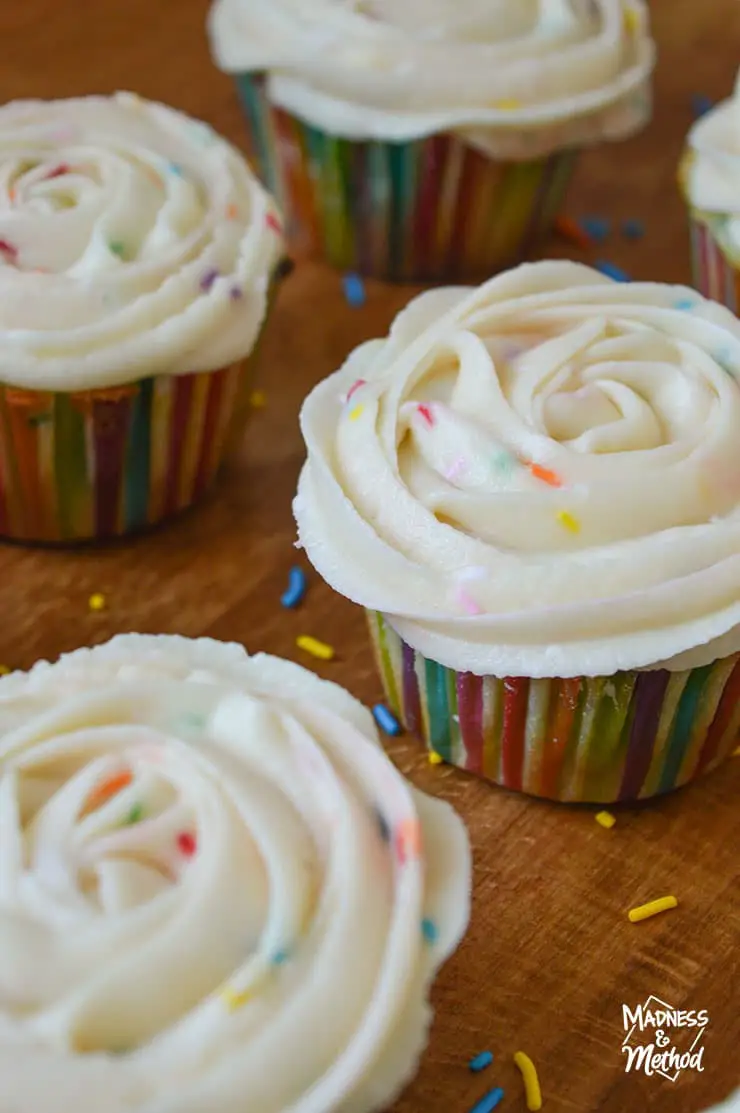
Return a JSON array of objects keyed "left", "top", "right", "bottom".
[
  {"left": 691, "top": 93, "right": 714, "bottom": 119},
  {"left": 492, "top": 451, "right": 515, "bottom": 475},
  {"left": 417, "top": 403, "right": 435, "bottom": 427},
  {"left": 349, "top": 404, "right": 364, "bottom": 421},
  {"left": 88, "top": 593, "right": 106, "bottom": 611},
  {"left": 177, "top": 831, "right": 197, "bottom": 857},
  {"left": 581, "top": 216, "right": 610, "bottom": 242},
  {"left": 84, "top": 770, "right": 133, "bottom": 815},
  {"left": 125, "top": 802, "right": 144, "bottom": 825},
  {"left": 229, "top": 285, "right": 243, "bottom": 300},
  {"left": 628, "top": 895, "right": 678, "bottom": 923},
  {"left": 372, "top": 704, "right": 402, "bottom": 736},
  {"left": 469, "top": 1088, "right": 505, "bottom": 1113},
  {"left": 469, "top": 1051, "right": 494, "bottom": 1073},
  {"left": 374, "top": 807, "right": 391, "bottom": 842},
  {"left": 272, "top": 948, "right": 290, "bottom": 966},
  {"left": 109, "top": 241, "right": 126, "bottom": 259},
  {"left": 421, "top": 918, "right": 438, "bottom": 944},
  {"left": 44, "top": 163, "right": 69, "bottom": 180},
  {"left": 8, "top": 188, "right": 15, "bottom": 203},
  {"left": 621, "top": 218, "right": 644, "bottom": 240},
  {"left": 595, "top": 260, "right": 630, "bottom": 282},
  {"left": 346, "top": 378, "right": 366, "bottom": 403},
  {"left": 225, "top": 203, "right": 238, "bottom": 220},
  {"left": 281, "top": 566, "right": 307, "bottom": 608},
  {"left": 493, "top": 98, "right": 521, "bottom": 110},
  {"left": 443, "top": 457, "right": 466, "bottom": 482},
  {"left": 595, "top": 810, "right": 616, "bottom": 829},
  {"left": 249, "top": 389, "right": 267, "bottom": 408},
  {"left": 556, "top": 510, "right": 580, "bottom": 533},
  {"left": 528, "top": 462, "right": 562, "bottom": 487},
  {"left": 395, "top": 818, "right": 422, "bottom": 864},
  {"left": 343, "top": 272, "right": 366, "bottom": 307},
  {"left": 168, "top": 162, "right": 184, "bottom": 176},
  {"left": 456, "top": 587, "right": 483, "bottom": 616},
  {"left": 554, "top": 215, "right": 592, "bottom": 248},
  {"left": 265, "top": 211, "right": 282, "bottom": 234},
  {"left": 514, "top": 1051, "right": 543, "bottom": 1111},
  {"left": 221, "top": 986, "right": 251, "bottom": 1011},
  {"left": 673, "top": 297, "right": 695, "bottom": 311},
  {"left": 200, "top": 267, "right": 219, "bottom": 292},
  {"left": 623, "top": 4, "right": 640, "bottom": 33},
  {"left": 0, "top": 665, "right": 10, "bottom": 676},
  {"left": 428, "top": 751, "right": 444, "bottom": 765},
  {"left": 296, "top": 635, "right": 335, "bottom": 661},
  {"left": 0, "top": 239, "right": 18, "bottom": 262}
]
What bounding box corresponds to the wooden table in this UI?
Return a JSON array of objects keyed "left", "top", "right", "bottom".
[{"left": 2, "top": 2, "right": 739, "bottom": 1111}]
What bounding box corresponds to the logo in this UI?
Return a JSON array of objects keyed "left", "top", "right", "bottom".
[{"left": 622, "top": 996, "right": 708, "bottom": 1082}]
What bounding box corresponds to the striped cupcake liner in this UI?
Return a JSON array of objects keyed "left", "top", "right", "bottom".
[
  {"left": 235, "top": 74, "right": 577, "bottom": 282},
  {"left": 688, "top": 213, "right": 740, "bottom": 312},
  {"left": 367, "top": 611, "right": 740, "bottom": 803},
  {"left": 0, "top": 358, "right": 254, "bottom": 544}
]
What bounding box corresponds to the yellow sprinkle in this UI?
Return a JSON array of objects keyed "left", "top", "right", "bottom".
[
  {"left": 349, "top": 404, "right": 364, "bottom": 421},
  {"left": 249, "top": 389, "right": 267, "bottom": 408},
  {"left": 628, "top": 895, "right": 678, "bottom": 923},
  {"left": 514, "top": 1051, "right": 542, "bottom": 1112},
  {"left": 595, "top": 810, "right": 616, "bottom": 829},
  {"left": 296, "top": 635, "right": 335, "bottom": 661},
  {"left": 623, "top": 4, "right": 640, "bottom": 33},
  {"left": 88, "top": 593, "right": 106, "bottom": 612},
  {"left": 556, "top": 510, "right": 580, "bottom": 533},
  {"left": 220, "top": 986, "right": 251, "bottom": 1011},
  {"left": 493, "top": 98, "right": 522, "bottom": 110},
  {"left": 0, "top": 665, "right": 10, "bottom": 676},
  {"left": 428, "top": 751, "right": 444, "bottom": 765}
]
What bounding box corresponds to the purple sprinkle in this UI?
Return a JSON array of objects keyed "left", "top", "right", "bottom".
[
  {"left": 200, "top": 268, "right": 219, "bottom": 292},
  {"left": 229, "top": 285, "right": 243, "bottom": 300}
]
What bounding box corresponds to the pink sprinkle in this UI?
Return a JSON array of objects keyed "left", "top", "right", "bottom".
[
  {"left": 0, "top": 239, "right": 18, "bottom": 262},
  {"left": 44, "top": 163, "right": 69, "bottom": 180},
  {"left": 417, "top": 404, "right": 435, "bottom": 428},
  {"left": 265, "top": 212, "right": 282, "bottom": 234},
  {"left": 347, "top": 379, "right": 366, "bottom": 403},
  {"left": 455, "top": 587, "right": 483, "bottom": 616},
  {"left": 200, "top": 268, "right": 219, "bottom": 292},
  {"left": 177, "top": 831, "right": 197, "bottom": 857},
  {"left": 444, "top": 457, "right": 465, "bottom": 482}
]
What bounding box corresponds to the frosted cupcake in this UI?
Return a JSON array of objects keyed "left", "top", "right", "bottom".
[
  {"left": 0, "top": 94, "right": 285, "bottom": 543},
  {"left": 681, "top": 69, "right": 740, "bottom": 312},
  {"left": 295, "top": 260, "right": 740, "bottom": 804},
  {"left": 0, "top": 634, "right": 470, "bottom": 1113},
  {"left": 208, "top": 0, "right": 655, "bottom": 282}
]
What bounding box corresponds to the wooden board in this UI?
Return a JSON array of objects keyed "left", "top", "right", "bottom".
[{"left": 1, "top": 1, "right": 738, "bottom": 1110}]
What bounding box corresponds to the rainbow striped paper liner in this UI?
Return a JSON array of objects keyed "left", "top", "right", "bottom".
[
  {"left": 368, "top": 611, "right": 740, "bottom": 804},
  {"left": 688, "top": 212, "right": 740, "bottom": 312},
  {"left": 0, "top": 358, "right": 255, "bottom": 544},
  {"left": 235, "top": 74, "right": 577, "bottom": 282}
]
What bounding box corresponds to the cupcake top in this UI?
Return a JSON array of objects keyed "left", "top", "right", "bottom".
[
  {"left": 683, "top": 70, "right": 740, "bottom": 255},
  {"left": 0, "top": 634, "right": 470, "bottom": 1113},
  {"left": 0, "top": 94, "right": 284, "bottom": 392},
  {"left": 208, "top": 0, "right": 655, "bottom": 156},
  {"left": 295, "top": 261, "right": 740, "bottom": 678}
]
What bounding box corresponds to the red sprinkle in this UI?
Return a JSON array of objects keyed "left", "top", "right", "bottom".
[
  {"left": 0, "top": 239, "right": 18, "bottom": 262},
  {"left": 554, "top": 215, "right": 592, "bottom": 250},
  {"left": 265, "top": 212, "right": 282, "bottom": 234},
  {"left": 346, "top": 379, "right": 366, "bottom": 402},
  {"left": 45, "top": 163, "right": 70, "bottom": 180},
  {"left": 177, "top": 832, "right": 197, "bottom": 857},
  {"left": 528, "top": 462, "right": 563, "bottom": 488},
  {"left": 417, "top": 404, "right": 435, "bottom": 428}
]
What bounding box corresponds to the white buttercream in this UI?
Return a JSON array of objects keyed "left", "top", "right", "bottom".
[
  {"left": 684, "top": 69, "right": 740, "bottom": 259},
  {"left": 208, "top": 0, "right": 655, "bottom": 155},
  {"left": 0, "top": 94, "right": 284, "bottom": 391},
  {"left": 705, "top": 1091, "right": 740, "bottom": 1113},
  {"left": 0, "top": 634, "right": 470, "bottom": 1113},
  {"left": 295, "top": 260, "right": 740, "bottom": 678}
]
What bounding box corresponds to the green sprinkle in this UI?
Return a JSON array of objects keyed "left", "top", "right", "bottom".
[
  {"left": 125, "top": 802, "right": 144, "bottom": 826},
  {"left": 421, "top": 917, "right": 438, "bottom": 944},
  {"left": 492, "top": 451, "right": 515, "bottom": 475},
  {"left": 109, "top": 241, "right": 126, "bottom": 259}
]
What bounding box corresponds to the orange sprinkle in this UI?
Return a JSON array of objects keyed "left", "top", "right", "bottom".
[
  {"left": 554, "top": 215, "right": 591, "bottom": 249},
  {"left": 83, "top": 769, "right": 132, "bottom": 814},
  {"left": 395, "top": 818, "right": 423, "bottom": 865},
  {"left": 8, "top": 188, "right": 15, "bottom": 203},
  {"left": 528, "top": 462, "right": 562, "bottom": 488},
  {"left": 225, "top": 203, "right": 238, "bottom": 220}
]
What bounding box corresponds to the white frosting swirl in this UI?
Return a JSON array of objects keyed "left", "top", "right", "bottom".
[
  {"left": 295, "top": 261, "right": 740, "bottom": 678},
  {"left": 208, "top": 0, "right": 655, "bottom": 155},
  {"left": 0, "top": 635, "right": 470, "bottom": 1113},
  {"left": 683, "top": 70, "right": 740, "bottom": 258},
  {"left": 0, "top": 94, "right": 284, "bottom": 391},
  {"left": 706, "top": 1090, "right": 740, "bottom": 1112}
]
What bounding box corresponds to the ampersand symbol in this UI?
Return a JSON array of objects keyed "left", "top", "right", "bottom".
[{"left": 655, "top": 1030, "right": 670, "bottom": 1047}]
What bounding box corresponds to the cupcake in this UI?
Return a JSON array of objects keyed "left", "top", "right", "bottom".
[
  {"left": 0, "top": 634, "right": 470, "bottom": 1112},
  {"left": 0, "top": 93, "right": 285, "bottom": 544},
  {"left": 681, "top": 70, "right": 740, "bottom": 312},
  {"left": 295, "top": 260, "right": 740, "bottom": 804},
  {"left": 207, "top": 0, "right": 655, "bottom": 282}
]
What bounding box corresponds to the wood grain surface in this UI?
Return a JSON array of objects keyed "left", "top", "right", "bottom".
[{"left": 1, "top": 2, "right": 739, "bottom": 1111}]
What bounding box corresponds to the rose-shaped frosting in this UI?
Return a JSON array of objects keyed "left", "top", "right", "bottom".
[
  {"left": 0, "top": 94, "right": 284, "bottom": 391},
  {"left": 0, "top": 635, "right": 470, "bottom": 1113},
  {"left": 208, "top": 0, "right": 655, "bottom": 156},
  {"left": 683, "top": 70, "right": 740, "bottom": 257},
  {"left": 295, "top": 260, "right": 740, "bottom": 678}
]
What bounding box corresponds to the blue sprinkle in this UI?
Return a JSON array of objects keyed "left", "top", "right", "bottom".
[
  {"left": 469, "top": 1087, "right": 505, "bottom": 1113},
  {"left": 581, "top": 216, "right": 610, "bottom": 242},
  {"left": 595, "top": 260, "right": 631, "bottom": 283},
  {"left": 200, "top": 267, "right": 219, "bottom": 292},
  {"left": 372, "top": 704, "right": 402, "bottom": 736},
  {"left": 169, "top": 162, "right": 184, "bottom": 176},
  {"left": 343, "top": 273, "right": 366, "bottom": 308},
  {"left": 674, "top": 297, "right": 696, "bottom": 311},
  {"left": 272, "top": 948, "right": 290, "bottom": 966},
  {"left": 421, "top": 918, "right": 438, "bottom": 944},
  {"left": 621, "top": 219, "right": 644, "bottom": 240},
  {"left": 691, "top": 94, "right": 714, "bottom": 119},
  {"left": 281, "top": 566, "right": 307, "bottom": 609},
  {"left": 469, "top": 1051, "right": 494, "bottom": 1073}
]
